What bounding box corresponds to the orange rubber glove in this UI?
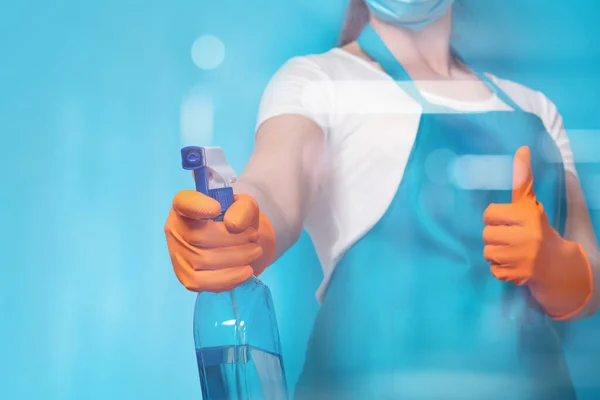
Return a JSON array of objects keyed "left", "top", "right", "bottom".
[
  {"left": 482, "top": 146, "right": 593, "bottom": 319},
  {"left": 164, "top": 190, "right": 276, "bottom": 293}
]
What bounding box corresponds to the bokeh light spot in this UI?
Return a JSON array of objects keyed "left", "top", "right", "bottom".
[
  {"left": 191, "top": 35, "right": 225, "bottom": 70},
  {"left": 180, "top": 87, "right": 214, "bottom": 146},
  {"left": 451, "top": 155, "right": 513, "bottom": 190},
  {"left": 425, "top": 148, "right": 456, "bottom": 184}
]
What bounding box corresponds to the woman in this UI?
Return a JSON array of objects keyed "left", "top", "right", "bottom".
[{"left": 165, "top": 0, "right": 600, "bottom": 398}]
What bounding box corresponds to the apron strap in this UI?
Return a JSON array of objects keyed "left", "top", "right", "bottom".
[
  {"left": 356, "top": 24, "right": 525, "bottom": 112},
  {"left": 471, "top": 69, "right": 525, "bottom": 112},
  {"left": 357, "top": 24, "right": 427, "bottom": 104}
]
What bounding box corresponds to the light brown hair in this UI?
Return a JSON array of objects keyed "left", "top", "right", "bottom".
[{"left": 340, "top": 0, "right": 370, "bottom": 46}]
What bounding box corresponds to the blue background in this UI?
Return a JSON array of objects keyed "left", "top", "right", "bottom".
[{"left": 1, "top": 0, "right": 599, "bottom": 398}]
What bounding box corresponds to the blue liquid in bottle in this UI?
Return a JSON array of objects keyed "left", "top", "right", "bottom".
[
  {"left": 193, "top": 278, "right": 288, "bottom": 400},
  {"left": 196, "top": 345, "right": 286, "bottom": 400},
  {"left": 181, "top": 146, "right": 288, "bottom": 400}
]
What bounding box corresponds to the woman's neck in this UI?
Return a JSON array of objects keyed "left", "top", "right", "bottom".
[{"left": 370, "top": 11, "right": 454, "bottom": 78}]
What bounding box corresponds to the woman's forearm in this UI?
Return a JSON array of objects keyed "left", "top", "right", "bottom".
[
  {"left": 232, "top": 115, "right": 326, "bottom": 262},
  {"left": 233, "top": 177, "right": 303, "bottom": 262}
]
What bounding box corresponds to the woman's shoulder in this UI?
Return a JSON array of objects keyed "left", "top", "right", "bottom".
[{"left": 272, "top": 47, "right": 376, "bottom": 82}]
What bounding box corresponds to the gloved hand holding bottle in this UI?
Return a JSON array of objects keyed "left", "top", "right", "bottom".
[
  {"left": 483, "top": 146, "right": 594, "bottom": 319},
  {"left": 165, "top": 118, "right": 323, "bottom": 400},
  {"left": 165, "top": 116, "right": 324, "bottom": 294},
  {"left": 165, "top": 190, "right": 276, "bottom": 293}
]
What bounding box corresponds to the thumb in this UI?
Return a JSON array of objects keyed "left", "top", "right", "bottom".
[{"left": 512, "top": 146, "right": 535, "bottom": 203}]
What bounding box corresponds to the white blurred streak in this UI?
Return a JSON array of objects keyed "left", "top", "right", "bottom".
[
  {"left": 451, "top": 155, "right": 513, "bottom": 190},
  {"left": 191, "top": 35, "right": 225, "bottom": 70},
  {"left": 300, "top": 370, "right": 529, "bottom": 398},
  {"left": 59, "top": 99, "right": 85, "bottom": 186},
  {"left": 425, "top": 149, "right": 456, "bottom": 184},
  {"left": 180, "top": 87, "right": 214, "bottom": 146},
  {"left": 570, "top": 130, "right": 600, "bottom": 163},
  {"left": 538, "top": 132, "right": 565, "bottom": 165},
  {"left": 298, "top": 79, "right": 334, "bottom": 117},
  {"left": 299, "top": 80, "right": 514, "bottom": 126},
  {"left": 61, "top": 99, "right": 85, "bottom": 147},
  {"left": 50, "top": 280, "right": 79, "bottom": 398},
  {"left": 100, "top": 279, "right": 125, "bottom": 325},
  {"left": 300, "top": 80, "right": 422, "bottom": 127},
  {"left": 390, "top": 371, "right": 527, "bottom": 397},
  {"left": 585, "top": 174, "right": 600, "bottom": 210}
]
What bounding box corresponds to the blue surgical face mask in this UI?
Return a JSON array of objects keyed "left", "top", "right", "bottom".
[{"left": 365, "top": 0, "right": 455, "bottom": 31}]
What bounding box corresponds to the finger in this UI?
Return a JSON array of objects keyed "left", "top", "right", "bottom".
[
  {"left": 224, "top": 194, "right": 259, "bottom": 233},
  {"left": 512, "top": 146, "right": 535, "bottom": 203},
  {"left": 166, "top": 218, "right": 263, "bottom": 268},
  {"left": 174, "top": 256, "right": 254, "bottom": 293},
  {"left": 173, "top": 190, "right": 222, "bottom": 220},
  {"left": 167, "top": 208, "right": 259, "bottom": 247},
  {"left": 483, "top": 203, "right": 527, "bottom": 226},
  {"left": 482, "top": 225, "right": 516, "bottom": 246},
  {"left": 483, "top": 244, "right": 513, "bottom": 265},
  {"left": 184, "top": 243, "right": 263, "bottom": 271},
  {"left": 490, "top": 264, "right": 528, "bottom": 286},
  {"left": 196, "top": 267, "right": 254, "bottom": 293},
  {"left": 181, "top": 220, "right": 259, "bottom": 248},
  {"left": 490, "top": 264, "right": 519, "bottom": 282},
  {"left": 490, "top": 264, "right": 511, "bottom": 281},
  {"left": 484, "top": 242, "right": 531, "bottom": 266}
]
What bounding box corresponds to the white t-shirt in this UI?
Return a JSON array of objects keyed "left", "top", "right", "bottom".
[{"left": 256, "top": 48, "right": 578, "bottom": 303}]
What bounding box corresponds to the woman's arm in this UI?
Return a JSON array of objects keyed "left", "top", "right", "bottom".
[
  {"left": 563, "top": 172, "right": 600, "bottom": 318},
  {"left": 532, "top": 91, "right": 600, "bottom": 319},
  {"left": 165, "top": 113, "right": 324, "bottom": 292},
  {"left": 234, "top": 115, "right": 325, "bottom": 261}
]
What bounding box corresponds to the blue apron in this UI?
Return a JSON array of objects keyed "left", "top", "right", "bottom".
[{"left": 294, "top": 25, "right": 574, "bottom": 400}]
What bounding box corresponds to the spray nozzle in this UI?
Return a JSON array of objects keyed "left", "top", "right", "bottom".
[
  {"left": 180, "top": 146, "right": 236, "bottom": 213},
  {"left": 181, "top": 146, "right": 206, "bottom": 170}
]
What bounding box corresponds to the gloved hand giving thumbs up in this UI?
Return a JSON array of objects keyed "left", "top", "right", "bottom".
[{"left": 482, "top": 146, "right": 593, "bottom": 319}]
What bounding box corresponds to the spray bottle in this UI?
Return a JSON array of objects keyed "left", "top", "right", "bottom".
[{"left": 181, "top": 146, "right": 288, "bottom": 400}]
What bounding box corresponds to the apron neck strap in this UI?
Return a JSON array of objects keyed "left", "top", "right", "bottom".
[
  {"left": 356, "top": 24, "right": 524, "bottom": 112},
  {"left": 471, "top": 69, "right": 525, "bottom": 112}
]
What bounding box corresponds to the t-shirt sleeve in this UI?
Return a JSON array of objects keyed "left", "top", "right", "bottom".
[
  {"left": 488, "top": 75, "right": 577, "bottom": 178},
  {"left": 256, "top": 56, "right": 332, "bottom": 133},
  {"left": 535, "top": 92, "right": 578, "bottom": 178}
]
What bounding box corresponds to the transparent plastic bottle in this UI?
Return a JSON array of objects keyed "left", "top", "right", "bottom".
[
  {"left": 194, "top": 278, "right": 288, "bottom": 400},
  {"left": 181, "top": 146, "right": 288, "bottom": 400}
]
